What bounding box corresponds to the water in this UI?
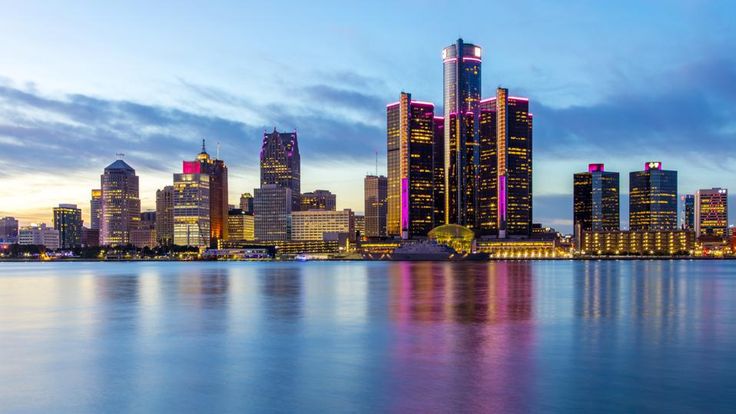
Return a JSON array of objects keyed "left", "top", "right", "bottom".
[{"left": 1, "top": 260, "right": 735, "bottom": 413}]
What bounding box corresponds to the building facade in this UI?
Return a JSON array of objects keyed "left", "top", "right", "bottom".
[
  {"left": 19, "top": 224, "right": 60, "bottom": 250},
  {"left": 695, "top": 188, "right": 728, "bottom": 237},
  {"left": 173, "top": 172, "right": 211, "bottom": 247},
  {"left": 291, "top": 209, "right": 355, "bottom": 241},
  {"left": 90, "top": 189, "right": 102, "bottom": 230},
  {"left": 227, "top": 209, "right": 255, "bottom": 241},
  {"left": 260, "top": 129, "right": 300, "bottom": 211},
  {"left": 573, "top": 164, "right": 620, "bottom": 243},
  {"left": 0, "top": 217, "right": 18, "bottom": 243},
  {"left": 100, "top": 159, "right": 141, "bottom": 246},
  {"left": 239, "top": 193, "right": 254, "bottom": 213},
  {"left": 254, "top": 184, "right": 292, "bottom": 241},
  {"left": 364, "top": 175, "right": 388, "bottom": 238},
  {"left": 53, "top": 204, "right": 83, "bottom": 249},
  {"left": 300, "top": 190, "right": 336, "bottom": 211},
  {"left": 582, "top": 230, "right": 694, "bottom": 256},
  {"left": 131, "top": 211, "right": 157, "bottom": 249},
  {"left": 629, "top": 162, "right": 677, "bottom": 231},
  {"left": 156, "top": 186, "right": 174, "bottom": 246},
  {"left": 681, "top": 194, "right": 695, "bottom": 230},
  {"left": 183, "top": 141, "right": 228, "bottom": 247}
]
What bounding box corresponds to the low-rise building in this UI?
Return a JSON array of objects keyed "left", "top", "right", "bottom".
[
  {"left": 18, "top": 224, "right": 60, "bottom": 250},
  {"left": 291, "top": 209, "right": 355, "bottom": 241},
  {"left": 581, "top": 230, "right": 694, "bottom": 256},
  {"left": 227, "top": 209, "right": 255, "bottom": 241}
]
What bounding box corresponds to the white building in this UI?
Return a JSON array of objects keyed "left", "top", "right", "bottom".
[
  {"left": 173, "top": 172, "right": 210, "bottom": 247},
  {"left": 291, "top": 209, "right": 355, "bottom": 241},
  {"left": 18, "top": 224, "right": 60, "bottom": 250}
]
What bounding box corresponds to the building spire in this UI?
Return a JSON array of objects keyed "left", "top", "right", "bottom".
[{"left": 201, "top": 139, "right": 206, "bottom": 153}]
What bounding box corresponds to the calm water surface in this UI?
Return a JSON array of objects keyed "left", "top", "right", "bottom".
[{"left": 1, "top": 260, "right": 735, "bottom": 413}]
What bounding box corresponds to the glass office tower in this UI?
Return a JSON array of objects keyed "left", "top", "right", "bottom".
[
  {"left": 629, "top": 162, "right": 678, "bottom": 230},
  {"left": 573, "top": 163, "right": 620, "bottom": 242},
  {"left": 100, "top": 159, "right": 141, "bottom": 246}
]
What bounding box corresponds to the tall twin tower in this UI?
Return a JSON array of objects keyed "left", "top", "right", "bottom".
[{"left": 387, "top": 39, "right": 533, "bottom": 239}]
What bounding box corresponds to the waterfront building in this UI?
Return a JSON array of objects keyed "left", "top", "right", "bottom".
[
  {"left": 227, "top": 208, "right": 255, "bottom": 241},
  {"left": 354, "top": 215, "right": 365, "bottom": 240},
  {"left": 581, "top": 230, "right": 694, "bottom": 255},
  {"left": 90, "top": 189, "right": 102, "bottom": 230},
  {"left": 260, "top": 129, "right": 300, "bottom": 211},
  {"left": 131, "top": 212, "right": 156, "bottom": 249},
  {"left": 291, "top": 209, "right": 355, "bottom": 241},
  {"left": 18, "top": 223, "right": 60, "bottom": 250},
  {"left": 173, "top": 171, "right": 210, "bottom": 247},
  {"left": 239, "top": 193, "right": 254, "bottom": 213},
  {"left": 681, "top": 194, "right": 695, "bottom": 230},
  {"left": 573, "top": 164, "right": 620, "bottom": 244},
  {"left": 629, "top": 162, "right": 678, "bottom": 231},
  {"left": 477, "top": 88, "right": 533, "bottom": 237},
  {"left": 695, "top": 188, "right": 728, "bottom": 237},
  {"left": 387, "top": 92, "right": 436, "bottom": 239},
  {"left": 254, "top": 184, "right": 292, "bottom": 241},
  {"left": 53, "top": 204, "right": 83, "bottom": 249},
  {"left": 81, "top": 227, "right": 99, "bottom": 247},
  {"left": 156, "top": 186, "right": 175, "bottom": 246},
  {"left": 443, "top": 38, "right": 482, "bottom": 228},
  {"left": 220, "top": 239, "right": 341, "bottom": 255},
  {"left": 476, "top": 239, "right": 566, "bottom": 258},
  {"left": 0, "top": 217, "right": 18, "bottom": 243},
  {"left": 300, "top": 190, "right": 336, "bottom": 211},
  {"left": 100, "top": 159, "right": 141, "bottom": 246},
  {"left": 183, "top": 141, "right": 229, "bottom": 246},
  {"left": 364, "top": 175, "right": 388, "bottom": 238}
]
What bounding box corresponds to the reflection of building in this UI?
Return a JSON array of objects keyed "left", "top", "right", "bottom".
[
  {"left": 173, "top": 172, "right": 210, "bottom": 247},
  {"left": 582, "top": 230, "right": 694, "bottom": 255},
  {"left": 695, "top": 188, "right": 728, "bottom": 237},
  {"left": 681, "top": 194, "right": 695, "bottom": 230},
  {"left": 227, "top": 208, "right": 255, "bottom": 241},
  {"left": 0, "top": 217, "right": 19, "bottom": 243},
  {"left": 254, "top": 184, "right": 292, "bottom": 241},
  {"left": 19, "top": 224, "right": 60, "bottom": 249},
  {"left": 629, "top": 162, "right": 677, "bottom": 230},
  {"left": 291, "top": 209, "right": 355, "bottom": 241},
  {"left": 300, "top": 190, "right": 336, "bottom": 211},
  {"left": 156, "top": 186, "right": 175, "bottom": 246},
  {"left": 364, "top": 175, "right": 387, "bottom": 238},
  {"left": 260, "top": 129, "right": 300, "bottom": 211},
  {"left": 183, "top": 141, "right": 229, "bottom": 246},
  {"left": 573, "top": 163, "right": 619, "bottom": 243},
  {"left": 53, "top": 204, "right": 83, "bottom": 249},
  {"left": 90, "top": 189, "right": 102, "bottom": 230},
  {"left": 100, "top": 159, "right": 141, "bottom": 246},
  {"left": 387, "top": 92, "right": 436, "bottom": 238}
]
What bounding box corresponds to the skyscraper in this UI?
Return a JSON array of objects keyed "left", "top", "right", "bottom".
[
  {"left": 156, "top": 186, "right": 175, "bottom": 246},
  {"left": 300, "top": 190, "right": 337, "bottom": 211},
  {"left": 573, "top": 164, "right": 620, "bottom": 243},
  {"left": 443, "top": 38, "right": 482, "bottom": 227},
  {"left": 90, "top": 189, "right": 102, "bottom": 230},
  {"left": 681, "top": 194, "right": 695, "bottom": 230},
  {"left": 432, "top": 116, "right": 445, "bottom": 227},
  {"left": 254, "top": 184, "right": 292, "bottom": 241},
  {"left": 239, "top": 192, "right": 254, "bottom": 213},
  {"left": 364, "top": 175, "right": 388, "bottom": 238},
  {"left": 0, "top": 217, "right": 19, "bottom": 243},
  {"left": 695, "top": 188, "right": 728, "bottom": 237},
  {"left": 100, "top": 159, "right": 140, "bottom": 246},
  {"left": 477, "top": 89, "right": 533, "bottom": 237},
  {"left": 173, "top": 170, "right": 210, "bottom": 247},
  {"left": 629, "top": 162, "right": 678, "bottom": 231},
  {"left": 53, "top": 204, "right": 83, "bottom": 249},
  {"left": 386, "top": 92, "right": 435, "bottom": 238},
  {"left": 183, "top": 141, "right": 228, "bottom": 247},
  {"left": 260, "top": 129, "right": 300, "bottom": 211}
]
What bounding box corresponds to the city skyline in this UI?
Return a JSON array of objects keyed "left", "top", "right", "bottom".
[{"left": 1, "top": 1, "right": 735, "bottom": 233}]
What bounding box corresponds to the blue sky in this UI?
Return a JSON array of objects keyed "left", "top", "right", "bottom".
[{"left": 0, "top": 0, "right": 734, "bottom": 232}]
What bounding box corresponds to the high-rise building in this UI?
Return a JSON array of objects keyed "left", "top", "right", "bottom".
[
  {"left": 173, "top": 171, "right": 210, "bottom": 247},
  {"left": 443, "top": 38, "right": 482, "bottom": 227},
  {"left": 695, "top": 188, "right": 728, "bottom": 237},
  {"left": 100, "top": 159, "right": 141, "bottom": 246},
  {"left": 90, "top": 189, "right": 102, "bottom": 230},
  {"left": 239, "top": 193, "right": 254, "bottom": 213},
  {"left": 0, "top": 217, "right": 18, "bottom": 243},
  {"left": 300, "top": 190, "right": 336, "bottom": 211},
  {"left": 18, "top": 223, "right": 60, "bottom": 250},
  {"left": 291, "top": 209, "right": 355, "bottom": 241},
  {"left": 364, "top": 175, "right": 388, "bottom": 238},
  {"left": 629, "top": 162, "right": 678, "bottom": 231},
  {"left": 432, "top": 116, "right": 445, "bottom": 227},
  {"left": 156, "top": 186, "right": 175, "bottom": 246},
  {"left": 387, "top": 92, "right": 435, "bottom": 239},
  {"left": 131, "top": 212, "right": 156, "bottom": 248},
  {"left": 681, "top": 194, "right": 695, "bottom": 230},
  {"left": 183, "top": 141, "right": 228, "bottom": 247},
  {"left": 476, "top": 89, "right": 533, "bottom": 237},
  {"left": 53, "top": 204, "right": 83, "bottom": 249},
  {"left": 573, "top": 164, "right": 620, "bottom": 243},
  {"left": 260, "top": 129, "right": 300, "bottom": 211},
  {"left": 227, "top": 209, "right": 255, "bottom": 241},
  {"left": 254, "top": 184, "right": 292, "bottom": 241}
]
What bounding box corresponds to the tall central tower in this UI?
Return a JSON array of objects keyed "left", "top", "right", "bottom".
[{"left": 443, "top": 38, "right": 482, "bottom": 227}]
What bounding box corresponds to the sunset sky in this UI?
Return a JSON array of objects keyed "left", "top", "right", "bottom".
[{"left": 1, "top": 0, "right": 734, "bottom": 232}]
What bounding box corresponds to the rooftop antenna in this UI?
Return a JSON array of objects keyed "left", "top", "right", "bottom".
[
  {"left": 115, "top": 152, "right": 125, "bottom": 159},
  {"left": 201, "top": 139, "right": 206, "bottom": 153},
  {"left": 375, "top": 151, "right": 378, "bottom": 176},
  {"left": 217, "top": 142, "right": 221, "bottom": 159}
]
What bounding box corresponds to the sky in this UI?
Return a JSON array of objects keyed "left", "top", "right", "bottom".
[{"left": 0, "top": 0, "right": 735, "bottom": 233}]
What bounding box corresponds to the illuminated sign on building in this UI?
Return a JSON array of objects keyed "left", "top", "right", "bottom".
[{"left": 645, "top": 161, "right": 662, "bottom": 171}]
